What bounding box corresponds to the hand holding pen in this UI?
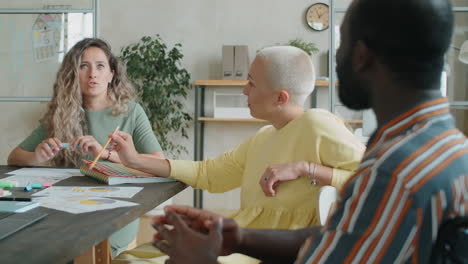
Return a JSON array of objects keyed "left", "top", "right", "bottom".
[
  {"left": 89, "top": 126, "right": 120, "bottom": 170},
  {"left": 108, "top": 131, "right": 140, "bottom": 168}
]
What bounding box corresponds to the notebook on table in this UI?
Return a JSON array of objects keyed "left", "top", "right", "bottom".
[
  {"left": 0, "top": 210, "right": 48, "bottom": 240},
  {"left": 80, "top": 160, "right": 175, "bottom": 185},
  {"left": 0, "top": 201, "right": 40, "bottom": 213}
]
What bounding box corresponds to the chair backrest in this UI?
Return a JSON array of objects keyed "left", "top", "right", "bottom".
[
  {"left": 430, "top": 216, "right": 468, "bottom": 264},
  {"left": 317, "top": 186, "right": 338, "bottom": 226}
]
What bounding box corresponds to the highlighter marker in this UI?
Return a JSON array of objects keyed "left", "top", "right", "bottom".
[
  {"left": 49, "top": 143, "right": 80, "bottom": 149},
  {"left": 42, "top": 182, "right": 53, "bottom": 188},
  {"left": 61, "top": 143, "right": 75, "bottom": 148},
  {"left": 31, "top": 183, "right": 43, "bottom": 189},
  {"left": 0, "top": 182, "right": 14, "bottom": 188}
]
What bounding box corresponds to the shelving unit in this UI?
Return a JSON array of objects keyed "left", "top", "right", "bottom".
[
  {"left": 328, "top": 3, "right": 468, "bottom": 134},
  {"left": 448, "top": 5, "right": 468, "bottom": 133},
  {"left": 198, "top": 117, "right": 267, "bottom": 123},
  {"left": 328, "top": 3, "right": 362, "bottom": 125},
  {"left": 192, "top": 79, "right": 330, "bottom": 208}
]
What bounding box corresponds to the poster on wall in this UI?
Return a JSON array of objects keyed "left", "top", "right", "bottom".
[{"left": 32, "top": 14, "right": 63, "bottom": 63}]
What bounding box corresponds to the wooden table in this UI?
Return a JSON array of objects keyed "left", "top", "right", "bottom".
[{"left": 0, "top": 165, "right": 186, "bottom": 264}]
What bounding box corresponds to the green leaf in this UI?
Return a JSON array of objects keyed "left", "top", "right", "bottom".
[{"left": 119, "top": 35, "right": 192, "bottom": 158}]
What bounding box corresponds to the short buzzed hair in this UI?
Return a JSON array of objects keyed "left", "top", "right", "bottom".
[
  {"left": 257, "top": 46, "right": 315, "bottom": 106},
  {"left": 349, "top": 0, "right": 453, "bottom": 89}
]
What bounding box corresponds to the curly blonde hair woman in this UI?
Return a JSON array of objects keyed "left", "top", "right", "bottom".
[
  {"left": 8, "top": 38, "right": 165, "bottom": 256},
  {"left": 43, "top": 38, "right": 135, "bottom": 167}
]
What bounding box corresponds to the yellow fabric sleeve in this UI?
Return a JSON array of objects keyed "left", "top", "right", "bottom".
[
  {"left": 312, "top": 110, "right": 365, "bottom": 190},
  {"left": 168, "top": 136, "right": 253, "bottom": 193}
]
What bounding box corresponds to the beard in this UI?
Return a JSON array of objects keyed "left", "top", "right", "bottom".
[{"left": 336, "top": 55, "right": 372, "bottom": 110}]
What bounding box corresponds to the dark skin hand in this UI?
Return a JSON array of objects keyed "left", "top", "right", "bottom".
[
  {"left": 153, "top": 206, "right": 243, "bottom": 256},
  {"left": 152, "top": 205, "right": 319, "bottom": 264},
  {"left": 152, "top": 208, "right": 229, "bottom": 264}
]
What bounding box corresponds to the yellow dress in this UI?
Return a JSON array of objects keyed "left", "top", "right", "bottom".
[{"left": 113, "top": 109, "right": 365, "bottom": 264}]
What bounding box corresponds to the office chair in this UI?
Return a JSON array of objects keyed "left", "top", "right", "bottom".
[
  {"left": 430, "top": 216, "right": 468, "bottom": 264},
  {"left": 317, "top": 186, "right": 338, "bottom": 226}
]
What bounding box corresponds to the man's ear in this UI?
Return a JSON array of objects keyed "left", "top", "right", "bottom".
[
  {"left": 277, "top": 90, "right": 290, "bottom": 105},
  {"left": 353, "top": 40, "right": 374, "bottom": 73}
]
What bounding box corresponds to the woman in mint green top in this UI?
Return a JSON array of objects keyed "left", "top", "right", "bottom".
[
  {"left": 17, "top": 101, "right": 162, "bottom": 160},
  {"left": 7, "top": 38, "right": 164, "bottom": 257}
]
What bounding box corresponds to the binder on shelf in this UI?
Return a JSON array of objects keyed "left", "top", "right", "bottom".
[
  {"left": 233, "top": 45, "right": 249, "bottom": 80},
  {"left": 222, "top": 45, "right": 234, "bottom": 79},
  {"left": 222, "top": 45, "right": 249, "bottom": 80}
]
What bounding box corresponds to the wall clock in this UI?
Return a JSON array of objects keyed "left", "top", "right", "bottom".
[{"left": 306, "top": 3, "right": 329, "bottom": 31}]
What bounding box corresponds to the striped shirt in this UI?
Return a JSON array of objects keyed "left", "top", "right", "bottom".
[{"left": 296, "top": 97, "right": 468, "bottom": 264}]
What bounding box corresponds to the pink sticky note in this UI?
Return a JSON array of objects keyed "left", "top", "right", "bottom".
[{"left": 42, "top": 182, "right": 53, "bottom": 188}]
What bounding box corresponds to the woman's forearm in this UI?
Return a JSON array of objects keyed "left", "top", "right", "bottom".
[
  {"left": 7, "top": 147, "right": 42, "bottom": 166},
  {"left": 298, "top": 161, "right": 333, "bottom": 186},
  {"left": 128, "top": 154, "right": 171, "bottom": 177}
]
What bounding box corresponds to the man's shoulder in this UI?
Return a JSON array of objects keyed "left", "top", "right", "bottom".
[{"left": 370, "top": 124, "right": 468, "bottom": 186}]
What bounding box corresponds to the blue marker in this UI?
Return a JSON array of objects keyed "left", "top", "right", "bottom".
[
  {"left": 61, "top": 143, "right": 73, "bottom": 148},
  {"left": 49, "top": 143, "right": 80, "bottom": 149},
  {"left": 23, "top": 185, "right": 32, "bottom": 192}
]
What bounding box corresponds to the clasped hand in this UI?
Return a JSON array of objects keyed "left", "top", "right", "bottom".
[{"left": 151, "top": 205, "right": 242, "bottom": 264}]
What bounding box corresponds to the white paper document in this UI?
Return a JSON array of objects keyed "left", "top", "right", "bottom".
[
  {"left": 32, "top": 186, "right": 143, "bottom": 199},
  {"left": 33, "top": 196, "right": 138, "bottom": 214},
  {"left": 2, "top": 168, "right": 82, "bottom": 187},
  {"left": 7, "top": 168, "right": 82, "bottom": 177}
]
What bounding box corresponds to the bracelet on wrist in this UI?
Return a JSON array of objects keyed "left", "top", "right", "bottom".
[
  {"left": 105, "top": 150, "right": 112, "bottom": 161},
  {"left": 309, "top": 162, "right": 317, "bottom": 185}
]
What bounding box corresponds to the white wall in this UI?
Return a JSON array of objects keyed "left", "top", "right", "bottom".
[{"left": 99, "top": 0, "right": 338, "bottom": 210}]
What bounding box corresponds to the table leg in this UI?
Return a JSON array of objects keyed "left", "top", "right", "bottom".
[{"left": 74, "top": 238, "right": 111, "bottom": 264}]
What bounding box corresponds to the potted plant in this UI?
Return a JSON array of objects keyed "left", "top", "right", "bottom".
[
  {"left": 285, "top": 38, "right": 319, "bottom": 56},
  {"left": 259, "top": 38, "right": 319, "bottom": 56},
  {"left": 120, "top": 35, "right": 192, "bottom": 157}
]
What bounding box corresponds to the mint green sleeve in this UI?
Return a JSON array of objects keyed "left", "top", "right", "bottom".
[
  {"left": 18, "top": 123, "right": 47, "bottom": 152},
  {"left": 168, "top": 136, "right": 252, "bottom": 193},
  {"left": 132, "top": 103, "right": 162, "bottom": 154}
]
